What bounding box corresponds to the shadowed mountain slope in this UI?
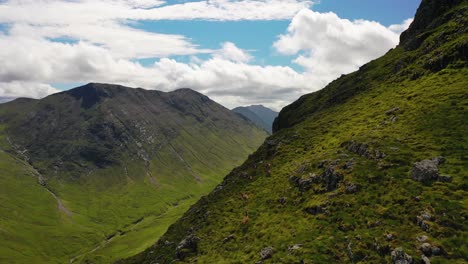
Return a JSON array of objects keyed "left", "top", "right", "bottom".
[
  {"left": 0, "top": 83, "right": 267, "bottom": 263},
  {"left": 233, "top": 105, "right": 278, "bottom": 134}
]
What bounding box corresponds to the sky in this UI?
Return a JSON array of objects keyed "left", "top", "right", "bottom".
[{"left": 0, "top": 0, "right": 421, "bottom": 110}]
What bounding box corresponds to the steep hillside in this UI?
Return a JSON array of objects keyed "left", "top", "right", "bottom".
[
  {"left": 233, "top": 105, "right": 278, "bottom": 134},
  {"left": 0, "top": 83, "right": 267, "bottom": 263},
  {"left": 122, "top": 1, "right": 467, "bottom": 263}
]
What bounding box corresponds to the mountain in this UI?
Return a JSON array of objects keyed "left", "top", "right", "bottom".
[
  {"left": 233, "top": 105, "right": 278, "bottom": 134},
  {"left": 121, "top": 1, "right": 467, "bottom": 263},
  {"left": 0, "top": 97, "right": 15, "bottom": 104},
  {"left": 0, "top": 83, "right": 268, "bottom": 263}
]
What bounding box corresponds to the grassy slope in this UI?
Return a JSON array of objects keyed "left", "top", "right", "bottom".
[
  {"left": 122, "top": 1, "right": 468, "bottom": 263},
  {"left": 0, "top": 91, "right": 267, "bottom": 263}
]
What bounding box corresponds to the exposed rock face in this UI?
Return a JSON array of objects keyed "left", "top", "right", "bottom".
[
  {"left": 175, "top": 235, "right": 200, "bottom": 260},
  {"left": 322, "top": 166, "right": 343, "bottom": 191},
  {"left": 391, "top": 247, "right": 413, "bottom": 264},
  {"left": 259, "top": 246, "right": 274, "bottom": 260},
  {"left": 341, "top": 141, "right": 386, "bottom": 160},
  {"left": 420, "top": 242, "right": 442, "bottom": 257}
]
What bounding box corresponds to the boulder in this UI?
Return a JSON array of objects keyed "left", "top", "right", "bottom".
[
  {"left": 411, "top": 159, "right": 439, "bottom": 182},
  {"left": 260, "top": 246, "right": 274, "bottom": 260},
  {"left": 419, "top": 242, "right": 442, "bottom": 256},
  {"left": 421, "top": 255, "right": 431, "bottom": 264},
  {"left": 391, "top": 247, "right": 413, "bottom": 264},
  {"left": 175, "top": 235, "right": 200, "bottom": 260}
]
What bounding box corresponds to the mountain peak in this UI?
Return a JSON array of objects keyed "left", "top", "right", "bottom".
[
  {"left": 62, "top": 83, "right": 129, "bottom": 109},
  {"left": 400, "top": 0, "right": 465, "bottom": 49}
]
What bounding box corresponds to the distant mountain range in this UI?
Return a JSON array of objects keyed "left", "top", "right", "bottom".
[
  {"left": 233, "top": 105, "right": 278, "bottom": 134},
  {"left": 122, "top": 0, "right": 468, "bottom": 263},
  {"left": 0, "top": 83, "right": 267, "bottom": 263}
]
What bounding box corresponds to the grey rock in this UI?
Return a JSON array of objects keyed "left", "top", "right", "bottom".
[
  {"left": 342, "top": 141, "right": 386, "bottom": 160},
  {"left": 420, "top": 211, "right": 433, "bottom": 221},
  {"left": 391, "top": 247, "right": 413, "bottom": 264},
  {"left": 322, "top": 166, "right": 343, "bottom": 191},
  {"left": 419, "top": 242, "right": 442, "bottom": 257},
  {"left": 420, "top": 243, "right": 432, "bottom": 256},
  {"left": 411, "top": 159, "right": 439, "bottom": 182},
  {"left": 385, "top": 233, "right": 396, "bottom": 241},
  {"left": 175, "top": 235, "right": 200, "bottom": 260},
  {"left": 288, "top": 244, "right": 302, "bottom": 253},
  {"left": 260, "top": 246, "right": 274, "bottom": 260},
  {"left": 345, "top": 182, "right": 359, "bottom": 194},
  {"left": 421, "top": 255, "right": 431, "bottom": 264},
  {"left": 289, "top": 176, "right": 313, "bottom": 192},
  {"left": 386, "top": 107, "right": 401, "bottom": 115},
  {"left": 431, "top": 246, "right": 441, "bottom": 256},
  {"left": 416, "top": 235, "right": 428, "bottom": 242}
]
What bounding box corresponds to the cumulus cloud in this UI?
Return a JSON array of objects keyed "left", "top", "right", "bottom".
[
  {"left": 0, "top": 0, "right": 414, "bottom": 110},
  {"left": 274, "top": 9, "right": 412, "bottom": 83},
  {"left": 213, "top": 42, "right": 253, "bottom": 63},
  {"left": 0, "top": 81, "right": 59, "bottom": 99},
  {"left": 389, "top": 18, "right": 414, "bottom": 34}
]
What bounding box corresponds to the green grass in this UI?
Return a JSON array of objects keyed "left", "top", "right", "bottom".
[
  {"left": 122, "top": 2, "right": 468, "bottom": 263},
  {"left": 0, "top": 113, "right": 266, "bottom": 263}
]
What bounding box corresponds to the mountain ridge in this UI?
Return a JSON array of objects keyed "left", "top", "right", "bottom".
[
  {"left": 120, "top": 0, "right": 467, "bottom": 263},
  {"left": 0, "top": 83, "right": 268, "bottom": 263},
  {"left": 233, "top": 105, "right": 278, "bottom": 134}
]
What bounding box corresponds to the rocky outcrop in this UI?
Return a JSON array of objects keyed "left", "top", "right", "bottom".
[
  {"left": 322, "top": 166, "right": 343, "bottom": 191},
  {"left": 391, "top": 247, "right": 413, "bottom": 264},
  {"left": 175, "top": 235, "right": 200, "bottom": 260},
  {"left": 341, "top": 141, "right": 386, "bottom": 160},
  {"left": 419, "top": 242, "right": 442, "bottom": 257},
  {"left": 259, "top": 246, "right": 274, "bottom": 260},
  {"left": 416, "top": 211, "right": 434, "bottom": 232},
  {"left": 411, "top": 157, "right": 450, "bottom": 183}
]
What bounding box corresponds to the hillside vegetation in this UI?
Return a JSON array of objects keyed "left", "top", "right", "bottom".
[
  {"left": 122, "top": 0, "right": 467, "bottom": 263},
  {"left": 0, "top": 84, "right": 267, "bottom": 263}
]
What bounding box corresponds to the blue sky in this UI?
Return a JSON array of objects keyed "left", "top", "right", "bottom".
[
  {"left": 134, "top": 0, "right": 421, "bottom": 68},
  {"left": 0, "top": 0, "right": 422, "bottom": 109}
]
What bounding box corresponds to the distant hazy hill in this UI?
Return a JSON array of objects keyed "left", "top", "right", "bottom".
[
  {"left": 122, "top": 0, "right": 467, "bottom": 263},
  {"left": 0, "top": 83, "right": 267, "bottom": 263},
  {"left": 233, "top": 105, "right": 278, "bottom": 134},
  {"left": 0, "top": 97, "right": 15, "bottom": 104}
]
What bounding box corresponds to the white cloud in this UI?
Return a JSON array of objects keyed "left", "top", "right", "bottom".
[
  {"left": 0, "top": 81, "right": 59, "bottom": 99},
  {"left": 0, "top": 0, "right": 414, "bottom": 110},
  {"left": 389, "top": 18, "right": 414, "bottom": 34},
  {"left": 273, "top": 9, "right": 408, "bottom": 82},
  {"left": 213, "top": 42, "right": 253, "bottom": 63}
]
